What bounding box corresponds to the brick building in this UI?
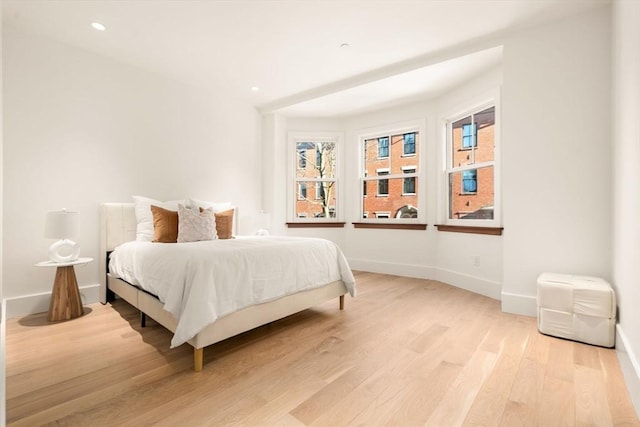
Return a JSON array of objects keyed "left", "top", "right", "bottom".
[
  {"left": 363, "top": 132, "right": 419, "bottom": 219},
  {"left": 450, "top": 106, "right": 495, "bottom": 219},
  {"left": 295, "top": 141, "right": 337, "bottom": 218}
]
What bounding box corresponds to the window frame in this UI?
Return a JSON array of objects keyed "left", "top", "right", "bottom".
[
  {"left": 441, "top": 94, "right": 500, "bottom": 228},
  {"left": 288, "top": 131, "right": 344, "bottom": 224},
  {"left": 357, "top": 119, "right": 426, "bottom": 225}
]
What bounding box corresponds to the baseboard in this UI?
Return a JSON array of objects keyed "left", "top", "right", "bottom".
[
  {"left": 435, "top": 267, "right": 501, "bottom": 300},
  {"left": 616, "top": 325, "right": 640, "bottom": 419},
  {"left": 347, "top": 258, "right": 435, "bottom": 280},
  {"left": 4, "top": 283, "right": 100, "bottom": 319},
  {"left": 1, "top": 298, "right": 6, "bottom": 427},
  {"left": 347, "top": 258, "right": 501, "bottom": 301},
  {"left": 501, "top": 291, "right": 537, "bottom": 317}
]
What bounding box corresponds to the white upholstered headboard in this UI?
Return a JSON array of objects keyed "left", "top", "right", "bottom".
[{"left": 99, "top": 203, "right": 137, "bottom": 303}]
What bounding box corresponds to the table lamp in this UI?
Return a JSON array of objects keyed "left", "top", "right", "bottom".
[{"left": 45, "top": 209, "right": 80, "bottom": 262}]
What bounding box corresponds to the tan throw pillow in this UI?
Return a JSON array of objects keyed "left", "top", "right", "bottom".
[
  {"left": 178, "top": 204, "right": 216, "bottom": 243},
  {"left": 150, "top": 205, "right": 178, "bottom": 243},
  {"left": 214, "top": 208, "right": 234, "bottom": 239}
]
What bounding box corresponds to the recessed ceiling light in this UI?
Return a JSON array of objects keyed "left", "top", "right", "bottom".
[
  {"left": 340, "top": 43, "right": 350, "bottom": 48},
  {"left": 91, "top": 22, "right": 106, "bottom": 31},
  {"left": 251, "top": 86, "right": 260, "bottom": 92}
]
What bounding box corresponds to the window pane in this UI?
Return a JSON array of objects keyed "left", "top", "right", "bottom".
[
  {"left": 403, "top": 176, "right": 416, "bottom": 194},
  {"left": 448, "top": 166, "right": 494, "bottom": 220},
  {"left": 296, "top": 141, "right": 336, "bottom": 179},
  {"left": 452, "top": 115, "right": 472, "bottom": 166},
  {"left": 378, "top": 178, "right": 389, "bottom": 195},
  {"left": 297, "top": 148, "right": 307, "bottom": 169},
  {"left": 475, "top": 106, "right": 495, "bottom": 163},
  {"left": 298, "top": 182, "right": 307, "bottom": 200},
  {"left": 462, "top": 124, "right": 476, "bottom": 148},
  {"left": 403, "top": 167, "right": 416, "bottom": 194},
  {"left": 363, "top": 130, "right": 420, "bottom": 220},
  {"left": 462, "top": 169, "right": 477, "bottom": 193},
  {"left": 403, "top": 133, "right": 416, "bottom": 155},
  {"left": 378, "top": 137, "right": 389, "bottom": 158},
  {"left": 363, "top": 178, "right": 419, "bottom": 219},
  {"left": 295, "top": 181, "right": 337, "bottom": 218},
  {"left": 364, "top": 138, "right": 390, "bottom": 174},
  {"left": 451, "top": 107, "right": 495, "bottom": 167}
]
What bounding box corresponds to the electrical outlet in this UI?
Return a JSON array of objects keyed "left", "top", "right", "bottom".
[{"left": 473, "top": 255, "right": 480, "bottom": 267}]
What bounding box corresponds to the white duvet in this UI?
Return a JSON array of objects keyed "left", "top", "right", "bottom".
[{"left": 108, "top": 236, "right": 356, "bottom": 347}]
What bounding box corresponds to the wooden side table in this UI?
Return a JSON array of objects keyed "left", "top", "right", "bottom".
[{"left": 35, "top": 257, "right": 93, "bottom": 322}]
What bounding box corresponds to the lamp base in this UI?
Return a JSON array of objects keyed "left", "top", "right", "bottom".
[{"left": 49, "top": 239, "right": 80, "bottom": 263}]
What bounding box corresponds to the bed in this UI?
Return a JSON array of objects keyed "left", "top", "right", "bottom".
[{"left": 99, "top": 202, "right": 355, "bottom": 371}]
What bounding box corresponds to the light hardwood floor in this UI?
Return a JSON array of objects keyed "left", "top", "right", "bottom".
[{"left": 6, "top": 272, "right": 639, "bottom": 426}]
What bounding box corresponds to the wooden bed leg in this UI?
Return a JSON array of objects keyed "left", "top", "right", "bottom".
[
  {"left": 194, "top": 347, "right": 203, "bottom": 372},
  {"left": 339, "top": 295, "right": 345, "bottom": 310}
]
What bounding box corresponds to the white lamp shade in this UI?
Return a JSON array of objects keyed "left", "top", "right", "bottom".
[{"left": 45, "top": 210, "right": 78, "bottom": 239}]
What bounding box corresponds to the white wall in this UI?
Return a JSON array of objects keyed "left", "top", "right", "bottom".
[
  {"left": 0, "top": 6, "right": 6, "bottom": 426},
  {"left": 2, "top": 27, "right": 262, "bottom": 315},
  {"left": 501, "top": 7, "right": 612, "bottom": 315},
  {"left": 273, "top": 67, "right": 504, "bottom": 298},
  {"left": 433, "top": 67, "right": 503, "bottom": 298},
  {"left": 611, "top": 0, "right": 640, "bottom": 416},
  {"left": 272, "top": 8, "right": 612, "bottom": 310}
]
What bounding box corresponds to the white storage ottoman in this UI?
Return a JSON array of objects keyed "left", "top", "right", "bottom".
[{"left": 537, "top": 273, "right": 616, "bottom": 347}]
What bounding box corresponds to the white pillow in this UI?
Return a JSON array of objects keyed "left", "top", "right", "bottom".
[
  {"left": 132, "top": 195, "right": 183, "bottom": 242},
  {"left": 188, "top": 198, "right": 233, "bottom": 213},
  {"left": 177, "top": 204, "right": 216, "bottom": 243}
]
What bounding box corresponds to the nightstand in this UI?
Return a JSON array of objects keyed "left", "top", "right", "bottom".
[{"left": 35, "top": 257, "right": 93, "bottom": 322}]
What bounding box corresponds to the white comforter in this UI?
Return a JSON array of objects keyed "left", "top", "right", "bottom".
[{"left": 108, "top": 236, "right": 356, "bottom": 347}]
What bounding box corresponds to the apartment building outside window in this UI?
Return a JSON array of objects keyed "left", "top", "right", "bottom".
[
  {"left": 288, "top": 132, "right": 343, "bottom": 222},
  {"left": 359, "top": 120, "right": 424, "bottom": 222},
  {"left": 444, "top": 101, "right": 499, "bottom": 225}
]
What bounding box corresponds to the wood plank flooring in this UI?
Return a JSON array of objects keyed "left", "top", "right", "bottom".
[{"left": 6, "top": 272, "right": 639, "bottom": 426}]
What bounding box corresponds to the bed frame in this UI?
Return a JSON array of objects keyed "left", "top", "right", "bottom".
[{"left": 99, "top": 203, "right": 348, "bottom": 371}]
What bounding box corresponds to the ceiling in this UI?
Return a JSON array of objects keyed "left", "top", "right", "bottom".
[{"left": 3, "top": 0, "right": 609, "bottom": 118}]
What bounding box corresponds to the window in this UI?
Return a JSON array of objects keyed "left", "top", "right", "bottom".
[
  {"left": 403, "top": 133, "right": 416, "bottom": 155},
  {"left": 444, "top": 102, "right": 498, "bottom": 224},
  {"left": 403, "top": 167, "right": 416, "bottom": 195},
  {"left": 289, "top": 132, "right": 343, "bottom": 222},
  {"left": 462, "top": 169, "right": 477, "bottom": 193},
  {"left": 378, "top": 137, "right": 389, "bottom": 158},
  {"left": 461, "top": 124, "right": 477, "bottom": 149},
  {"left": 377, "top": 170, "right": 389, "bottom": 196},
  {"left": 396, "top": 205, "right": 418, "bottom": 218},
  {"left": 297, "top": 148, "right": 307, "bottom": 169},
  {"left": 359, "top": 120, "right": 424, "bottom": 222},
  {"left": 298, "top": 182, "right": 307, "bottom": 200}
]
